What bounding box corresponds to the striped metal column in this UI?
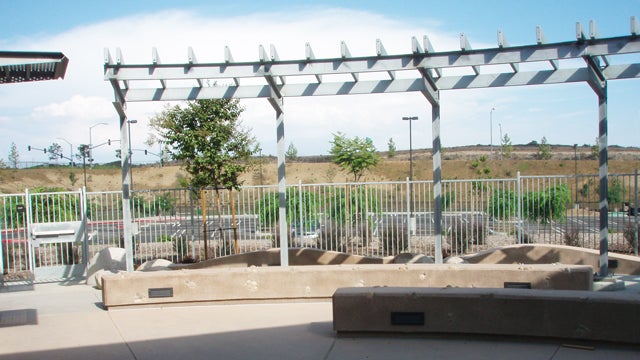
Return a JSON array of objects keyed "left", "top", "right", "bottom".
[
  {"left": 597, "top": 87, "right": 609, "bottom": 276},
  {"left": 419, "top": 67, "right": 442, "bottom": 263},
  {"left": 585, "top": 55, "right": 609, "bottom": 276},
  {"left": 113, "top": 101, "right": 135, "bottom": 272},
  {"left": 269, "top": 96, "right": 289, "bottom": 267},
  {"left": 431, "top": 102, "right": 443, "bottom": 264}
]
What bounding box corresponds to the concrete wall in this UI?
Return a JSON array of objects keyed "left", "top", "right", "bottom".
[
  {"left": 102, "top": 263, "right": 592, "bottom": 308},
  {"left": 169, "top": 248, "right": 390, "bottom": 269},
  {"left": 462, "top": 244, "right": 640, "bottom": 275}
]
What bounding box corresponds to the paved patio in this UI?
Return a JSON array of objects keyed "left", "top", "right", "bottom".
[{"left": 1, "top": 281, "right": 639, "bottom": 359}]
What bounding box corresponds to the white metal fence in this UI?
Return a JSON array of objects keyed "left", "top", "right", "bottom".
[{"left": 1, "top": 172, "right": 638, "bottom": 281}]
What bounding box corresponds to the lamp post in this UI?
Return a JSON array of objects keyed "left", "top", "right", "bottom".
[
  {"left": 490, "top": 108, "right": 495, "bottom": 159},
  {"left": 89, "top": 122, "right": 108, "bottom": 166},
  {"left": 402, "top": 116, "right": 419, "bottom": 182},
  {"left": 574, "top": 144, "right": 578, "bottom": 206},
  {"left": 56, "top": 137, "right": 73, "bottom": 165},
  {"left": 402, "top": 116, "right": 419, "bottom": 236},
  {"left": 127, "top": 119, "right": 138, "bottom": 188},
  {"left": 498, "top": 123, "right": 503, "bottom": 160}
]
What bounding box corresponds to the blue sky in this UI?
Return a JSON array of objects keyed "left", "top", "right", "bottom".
[{"left": 1, "top": 0, "right": 639, "bottom": 165}]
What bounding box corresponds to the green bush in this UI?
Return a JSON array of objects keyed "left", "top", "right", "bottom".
[
  {"left": 449, "top": 218, "right": 486, "bottom": 255},
  {"left": 563, "top": 228, "right": 580, "bottom": 247},
  {"left": 326, "top": 186, "right": 379, "bottom": 226},
  {"left": 623, "top": 223, "right": 638, "bottom": 251},
  {"left": 257, "top": 188, "right": 319, "bottom": 228},
  {"left": 523, "top": 183, "right": 571, "bottom": 223},
  {"left": 488, "top": 189, "right": 517, "bottom": 220},
  {"left": 379, "top": 220, "right": 408, "bottom": 256}
]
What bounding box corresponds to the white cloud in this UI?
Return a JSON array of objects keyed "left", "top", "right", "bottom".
[{"left": 2, "top": 6, "right": 637, "bottom": 165}]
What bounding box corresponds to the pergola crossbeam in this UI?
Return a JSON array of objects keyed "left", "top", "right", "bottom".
[{"left": 118, "top": 64, "right": 640, "bottom": 102}]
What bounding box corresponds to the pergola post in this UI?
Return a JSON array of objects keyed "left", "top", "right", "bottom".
[
  {"left": 419, "top": 67, "right": 443, "bottom": 264},
  {"left": 431, "top": 101, "right": 443, "bottom": 264},
  {"left": 113, "top": 100, "right": 135, "bottom": 272},
  {"left": 267, "top": 88, "right": 289, "bottom": 267},
  {"left": 585, "top": 55, "right": 609, "bottom": 276}
]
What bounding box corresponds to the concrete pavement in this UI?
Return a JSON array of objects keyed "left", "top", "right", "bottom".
[{"left": 1, "top": 281, "right": 639, "bottom": 359}]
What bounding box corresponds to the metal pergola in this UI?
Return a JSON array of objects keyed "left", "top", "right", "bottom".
[
  {"left": 1, "top": 51, "right": 68, "bottom": 84},
  {"left": 105, "top": 18, "right": 640, "bottom": 275}
]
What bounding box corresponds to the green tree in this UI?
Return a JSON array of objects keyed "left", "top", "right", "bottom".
[
  {"left": 607, "top": 178, "right": 626, "bottom": 210},
  {"left": 387, "top": 138, "right": 396, "bottom": 158},
  {"left": 76, "top": 144, "right": 90, "bottom": 163},
  {"left": 47, "top": 142, "right": 64, "bottom": 161},
  {"left": 536, "top": 136, "right": 552, "bottom": 160},
  {"left": 329, "top": 132, "right": 380, "bottom": 182},
  {"left": 285, "top": 142, "right": 298, "bottom": 160},
  {"left": 590, "top": 139, "right": 599, "bottom": 160},
  {"left": 149, "top": 99, "right": 258, "bottom": 257},
  {"left": 8, "top": 142, "right": 19, "bottom": 168},
  {"left": 501, "top": 133, "right": 513, "bottom": 159}
]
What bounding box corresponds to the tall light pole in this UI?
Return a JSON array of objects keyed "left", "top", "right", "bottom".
[
  {"left": 402, "top": 116, "right": 419, "bottom": 236},
  {"left": 56, "top": 137, "right": 73, "bottom": 165},
  {"left": 498, "top": 123, "right": 503, "bottom": 160},
  {"left": 574, "top": 144, "right": 578, "bottom": 206},
  {"left": 89, "top": 122, "right": 108, "bottom": 166},
  {"left": 489, "top": 108, "right": 495, "bottom": 159},
  {"left": 127, "top": 119, "right": 138, "bottom": 188},
  {"left": 402, "top": 116, "right": 419, "bottom": 181}
]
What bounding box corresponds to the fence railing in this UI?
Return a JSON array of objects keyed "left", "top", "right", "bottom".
[{"left": 1, "top": 172, "right": 638, "bottom": 280}]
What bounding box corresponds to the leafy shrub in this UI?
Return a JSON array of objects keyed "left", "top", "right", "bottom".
[
  {"left": 523, "top": 183, "right": 571, "bottom": 223},
  {"left": 316, "top": 220, "right": 346, "bottom": 252},
  {"left": 488, "top": 189, "right": 517, "bottom": 220},
  {"left": 379, "top": 220, "right": 408, "bottom": 256},
  {"left": 563, "top": 228, "right": 580, "bottom": 247},
  {"left": 257, "top": 189, "right": 318, "bottom": 228},
  {"left": 449, "top": 218, "right": 486, "bottom": 255},
  {"left": 173, "top": 235, "right": 189, "bottom": 255},
  {"left": 442, "top": 191, "right": 456, "bottom": 211},
  {"left": 623, "top": 223, "right": 638, "bottom": 252},
  {"left": 607, "top": 178, "right": 626, "bottom": 210},
  {"left": 326, "top": 186, "right": 379, "bottom": 226}
]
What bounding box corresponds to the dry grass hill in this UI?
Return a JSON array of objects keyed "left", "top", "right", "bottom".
[{"left": 1, "top": 145, "right": 639, "bottom": 193}]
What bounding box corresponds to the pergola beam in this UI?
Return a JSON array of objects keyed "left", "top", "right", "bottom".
[{"left": 118, "top": 64, "right": 640, "bottom": 102}]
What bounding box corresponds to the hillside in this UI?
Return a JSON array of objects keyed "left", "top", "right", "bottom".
[{"left": 1, "top": 145, "right": 639, "bottom": 193}]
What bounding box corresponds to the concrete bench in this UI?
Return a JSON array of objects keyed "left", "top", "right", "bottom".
[{"left": 332, "top": 286, "right": 640, "bottom": 344}]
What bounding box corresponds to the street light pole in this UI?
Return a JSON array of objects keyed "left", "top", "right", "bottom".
[
  {"left": 402, "top": 116, "right": 419, "bottom": 182},
  {"left": 574, "top": 144, "right": 578, "bottom": 206},
  {"left": 127, "top": 119, "right": 138, "bottom": 189},
  {"left": 56, "top": 137, "right": 73, "bottom": 165},
  {"left": 89, "top": 122, "right": 108, "bottom": 166},
  {"left": 490, "top": 108, "right": 495, "bottom": 159},
  {"left": 402, "top": 116, "right": 419, "bottom": 236},
  {"left": 498, "top": 123, "right": 503, "bottom": 160}
]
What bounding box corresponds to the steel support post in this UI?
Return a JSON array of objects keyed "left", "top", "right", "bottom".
[
  {"left": 597, "top": 90, "right": 609, "bottom": 276},
  {"left": 420, "top": 69, "right": 442, "bottom": 263},
  {"left": 269, "top": 95, "right": 289, "bottom": 267},
  {"left": 114, "top": 101, "right": 135, "bottom": 272},
  {"left": 585, "top": 56, "right": 609, "bottom": 276},
  {"left": 431, "top": 102, "right": 443, "bottom": 264}
]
